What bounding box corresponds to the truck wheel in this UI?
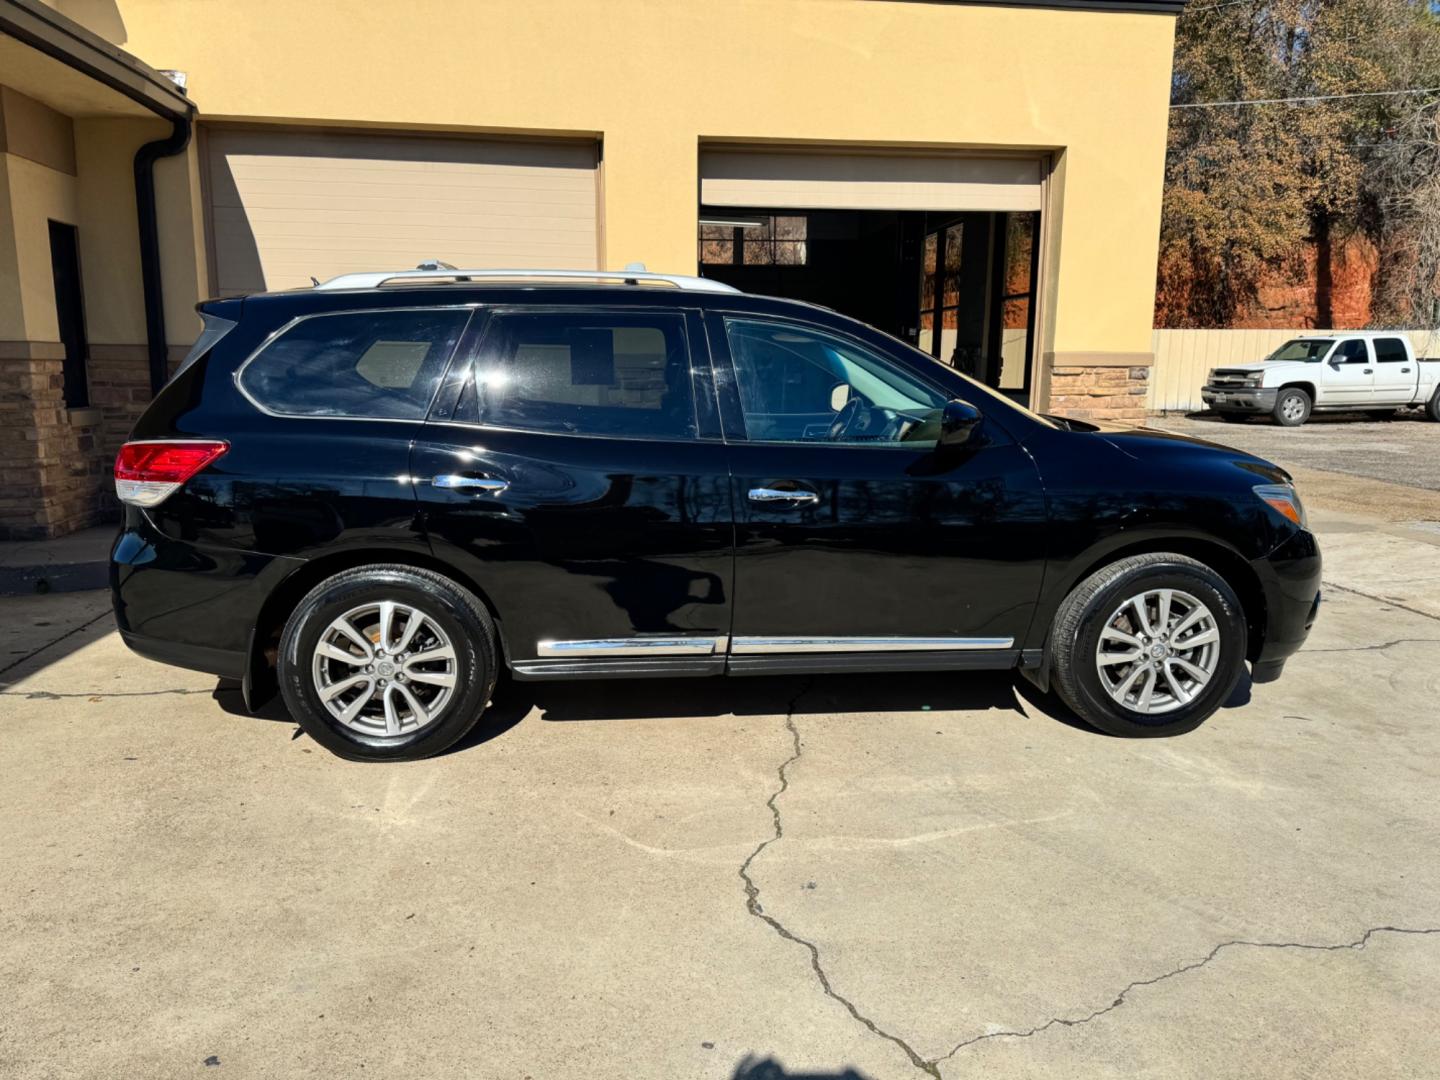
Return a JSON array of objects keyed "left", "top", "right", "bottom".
[
  {"left": 1427, "top": 390, "right": 1440, "bottom": 423},
  {"left": 1048, "top": 553, "right": 1248, "bottom": 738},
  {"left": 1272, "top": 388, "right": 1311, "bottom": 427}
]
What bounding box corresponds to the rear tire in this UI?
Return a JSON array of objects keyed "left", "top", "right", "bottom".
[
  {"left": 1048, "top": 553, "right": 1248, "bottom": 738},
  {"left": 278, "top": 565, "right": 498, "bottom": 761},
  {"left": 1426, "top": 389, "right": 1440, "bottom": 423},
  {"left": 1272, "top": 387, "right": 1311, "bottom": 427}
]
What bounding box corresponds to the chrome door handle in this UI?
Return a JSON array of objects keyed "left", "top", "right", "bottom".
[
  {"left": 432, "top": 474, "right": 508, "bottom": 494},
  {"left": 1402, "top": 368, "right": 1411, "bottom": 373},
  {"left": 748, "top": 486, "right": 819, "bottom": 506},
  {"left": 1364, "top": 368, "right": 1373, "bottom": 374}
]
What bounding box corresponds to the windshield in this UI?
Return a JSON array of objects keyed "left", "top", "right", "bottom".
[{"left": 1267, "top": 339, "right": 1333, "bottom": 363}]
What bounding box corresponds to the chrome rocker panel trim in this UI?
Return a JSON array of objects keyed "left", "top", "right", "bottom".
[
  {"left": 536, "top": 636, "right": 728, "bottom": 658},
  {"left": 516, "top": 635, "right": 1018, "bottom": 680},
  {"left": 730, "top": 635, "right": 1013, "bottom": 654}
]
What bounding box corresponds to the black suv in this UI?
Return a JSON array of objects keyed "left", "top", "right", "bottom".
[{"left": 111, "top": 268, "right": 1321, "bottom": 760}]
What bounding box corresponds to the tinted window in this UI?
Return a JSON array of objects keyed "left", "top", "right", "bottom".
[
  {"left": 724, "top": 318, "right": 949, "bottom": 447},
  {"left": 459, "top": 311, "right": 695, "bottom": 439},
  {"left": 242, "top": 308, "right": 469, "bottom": 419},
  {"left": 1333, "top": 339, "right": 1370, "bottom": 364},
  {"left": 1374, "top": 338, "right": 1409, "bottom": 363}
]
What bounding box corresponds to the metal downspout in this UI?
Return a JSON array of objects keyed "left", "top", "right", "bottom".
[{"left": 134, "top": 115, "right": 193, "bottom": 395}]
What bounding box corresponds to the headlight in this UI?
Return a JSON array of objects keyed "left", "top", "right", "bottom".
[
  {"left": 1241, "top": 375, "right": 1264, "bottom": 388},
  {"left": 1254, "top": 483, "right": 1307, "bottom": 528}
]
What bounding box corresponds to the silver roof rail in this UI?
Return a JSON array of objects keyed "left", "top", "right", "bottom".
[{"left": 313, "top": 267, "right": 741, "bottom": 293}]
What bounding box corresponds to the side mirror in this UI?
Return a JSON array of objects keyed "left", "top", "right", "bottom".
[{"left": 939, "top": 399, "right": 982, "bottom": 447}]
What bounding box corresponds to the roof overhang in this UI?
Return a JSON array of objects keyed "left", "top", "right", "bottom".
[
  {"left": 881, "top": 0, "right": 1186, "bottom": 13},
  {"left": 0, "top": 0, "right": 193, "bottom": 120}
]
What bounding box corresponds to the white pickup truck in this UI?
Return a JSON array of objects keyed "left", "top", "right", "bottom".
[{"left": 1201, "top": 332, "right": 1440, "bottom": 426}]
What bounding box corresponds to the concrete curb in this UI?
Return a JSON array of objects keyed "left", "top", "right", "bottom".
[{"left": 0, "top": 526, "right": 114, "bottom": 596}]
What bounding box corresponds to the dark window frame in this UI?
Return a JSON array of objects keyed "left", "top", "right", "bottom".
[
  {"left": 1332, "top": 339, "right": 1372, "bottom": 365},
  {"left": 449, "top": 306, "right": 704, "bottom": 442},
  {"left": 699, "top": 214, "right": 809, "bottom": 267},
  {"left": 236, "top": 305, "right": 474, "bottom": 421},
  {"left": 711, "top": 312, "right": 955, "bottom": 449},
  {"left": 1373, "top": 338, "right": 1409, "bottom": 364}
]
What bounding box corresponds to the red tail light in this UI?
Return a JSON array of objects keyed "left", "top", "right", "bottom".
[{"left": 115, "top": 440, "right": 229, "bottom": 507}]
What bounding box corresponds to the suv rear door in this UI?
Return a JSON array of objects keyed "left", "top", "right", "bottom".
[
  {"left": 412, "top": 305, "right": 733, "bottom": 676},
  {"left": 706, "top": 311, "right": 1047, "bottom": 670}
]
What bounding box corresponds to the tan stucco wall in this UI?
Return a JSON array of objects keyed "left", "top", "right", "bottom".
[
  {"left": 72, "top": 117, "right": 159, "bottom": 346},
  {"left": 105, "top": 0, "right": 1176, "bottom": 361},
  {"left": 0, "top": 157, "right": 24, "bottom": 340},
  {"left": 0, "top": 87, "right": 78, "bottom": 176},
  {"left": 0, "top": 151, "right": 79, "bottom": 341},
  {"left": 68, "top": 117, "right": 207, "bottom": 348}
]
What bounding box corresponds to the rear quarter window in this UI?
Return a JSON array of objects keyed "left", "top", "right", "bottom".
[{"left": 240, "top": 308, "right": 471, "bottom": 419}]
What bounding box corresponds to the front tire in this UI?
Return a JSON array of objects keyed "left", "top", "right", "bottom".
[
  {"left": 1048, "top": 553, "right": 1248, "bottom": 738},
  {"left": 1272, "top": 387, "right": 1311, "bottom": 426},
  {"left": 278, "top": 565, "right": 498, "bottom": 761}
]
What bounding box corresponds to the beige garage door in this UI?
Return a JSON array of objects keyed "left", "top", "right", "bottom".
[
  {"left": 205, "top": 129, "right": 599, "bottom": 295},
  {"left": 699, "top": 148, "right": 1043, "bottom": 213}
]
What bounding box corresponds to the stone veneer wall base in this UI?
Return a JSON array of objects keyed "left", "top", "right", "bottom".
[
  {"left": 1045, "top": 365, "right": 1150, "bottom": 426},
  {"left": 0, "top": 341, "right": 153, "bottom": 540}
]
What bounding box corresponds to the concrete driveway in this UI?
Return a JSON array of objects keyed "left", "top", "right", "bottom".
[
  {"left": 3, "top": 474, "right": 1439, "bottom": 1079},
  {"left": 1157, "top": 411, "right": 1440, "bottom": 496}
]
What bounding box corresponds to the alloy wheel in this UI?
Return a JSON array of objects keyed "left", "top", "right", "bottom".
[
  {"left": 311, "top": 601, "right": 458, "bottom": 737},
  {"left": 1094, "top": 588, "right": 1221, "bottom": 715}
]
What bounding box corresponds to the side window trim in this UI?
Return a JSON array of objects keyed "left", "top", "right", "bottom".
[
  {"left": 431, "top": 304, "right": 713, "bottom": 443},
  {"left": 235, "top": 304, "right": 476, "bottom": 423},
  {"left": 703, "top": 310, "right": 963, "bottom": 447},
  {"left": 426, "top": 308, "right": 495, "bottom": 423}
]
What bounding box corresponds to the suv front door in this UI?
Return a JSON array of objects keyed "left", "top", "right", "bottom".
[
  {"left": 708, "top": 313, "right": 1047, "bottom": 670},
  {"left": 412, "top": 306, "right": 733, "bottom": 676}
]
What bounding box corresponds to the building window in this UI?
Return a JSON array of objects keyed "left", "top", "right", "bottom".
[{"left": 699, "top": 215, "right": 807, "bottom": 266}]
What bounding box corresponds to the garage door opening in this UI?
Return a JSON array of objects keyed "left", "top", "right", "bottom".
[
  {"left": 697, "top": 149, "right": 1044, "bottom": 404},
  {"left": 698, "top": 208, "right": 1039, "bottom": 400}
]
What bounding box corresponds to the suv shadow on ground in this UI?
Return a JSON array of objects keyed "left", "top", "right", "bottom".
[
  {"left": 731, "top": 1057, "right": 873, "bottom": 1080},
  {"left": 213, "top": 665, "right": 1255, "bottom": 755}
]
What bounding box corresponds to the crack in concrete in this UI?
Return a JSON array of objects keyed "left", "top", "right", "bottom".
[
  {"left": 737, "top": 676, "right": 943, "bottom": 1080},
  {"left": 0, "top": 686, "right": 227, "bottom": 701},
  {"left": 1321, "top": 581, "right": 1440, "bottom": 624},
  {"left": 1303, "top": 638, "right": 1440, "bottom": 654},
  {"left": 932, "top": 925, "right": 1440, "bottom": 1067}
]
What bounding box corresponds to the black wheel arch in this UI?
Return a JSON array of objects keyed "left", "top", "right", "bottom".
[
  {"left": 1021, "top": 533, "right": 1268, "bottom": 694},
  {"left": 243, "top": 546, "right": 508, "bottom": 710}
]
